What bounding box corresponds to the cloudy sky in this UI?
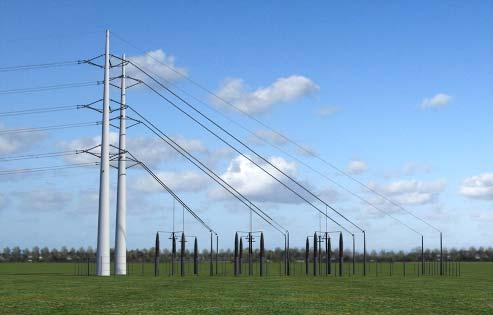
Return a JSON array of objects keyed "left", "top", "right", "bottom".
[{"left": 0, "top": 1, "right": 491, "bottom": 252}]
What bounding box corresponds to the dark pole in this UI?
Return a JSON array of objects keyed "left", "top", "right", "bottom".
[
  {"left": 180, "top": 232, "right": 185, "bottom": 277},
  {"left": 421, "top": 235, "right": 425, "bottom": 276},
  {"left": 171, "top": 232, "right": 176, "bottom": 276},
  {"left": 352, "top": 234, "right": 355, "bottom": 276},
  {"left": 216, "top": 235, "right": 219, "bottom": 275},
  {"left": 210, "top": 232, "right": 213, "bottom": 276},
  {"left": 283, "top": 234, "right": 287, "bottom": 276},
  {"left": 154, "top": 232, "right": 160, "bottom": 277},
  {"left": 318, "top": 235, "right": 322, "bottom": 276},
  {"left": 234, "top": 232, "right": 239, "bottom": 276},
  {"left": 363, "top": 231, "right": 367, "bottom": 276},
  {"left": 440, "top": 232, "right": 443, "bottom": 276},
  {"left": 193, "top": 237, "right": 198, "bottom": 275},
  {"left": 248, "top": 232, "right": 253, "bottom": 276},
  {"left": 305, "top": 237, "right": 309, "bottom": 275},
  {"left": 260, "top": 232, "right": 265, "bottom": 277},
  {"left": 328, "top": 236, "right": 332, "bottom": 274},
  {"left": 313, "top": 232, "right": 318, "bottom": 276},
  {"left": 339, "top": 232, "right": 343, "bottom": 277},
  {"left": 325, "top": 232, "right": 329, "bottom": 275},
  {"left": 239, "top": 237, "right": 243, "bottom": 275},
  {"left": 286, "top": 232, "right": 291, "bottom": 276}
]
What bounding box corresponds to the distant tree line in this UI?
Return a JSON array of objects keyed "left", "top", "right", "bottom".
[{"left": 1, "top": 246, "right": 492, "bottom": 263}]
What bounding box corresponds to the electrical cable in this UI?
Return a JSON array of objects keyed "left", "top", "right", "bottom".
[{"left": 112, "top": 33, "right": 439, "bottom": 233}]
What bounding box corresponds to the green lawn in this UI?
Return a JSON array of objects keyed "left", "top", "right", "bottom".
[{"left": 0, "top": 262, "right": 492, "bottom": 314}]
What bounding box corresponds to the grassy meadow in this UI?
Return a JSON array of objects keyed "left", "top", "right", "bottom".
[{"left": 0, "top": 262, "right": 491, "bottom": 314}]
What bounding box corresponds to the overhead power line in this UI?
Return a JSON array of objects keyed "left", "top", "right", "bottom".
[
  {"left": 123, "top": 59, "right": 355, "bottom": 235},
  {"left": 0, "top": 60, "right": 81, "bottom": 72},
  {"left": 0, "top": 122, "right": 100, "bottom": 135},
  {"left": 112, "top": 32, "right": 439, "bottom": 234},
  {"left": 0, "top": 105, "right": 80, "bottom": 117},
  {"left": 126, "top": 150, "right": 217, "bottom": 235},
  {"left": 0, "top": 162, "right": 98, "bottom": 176},
  {"left": 0, "top": 150, "right": 79, "bottom": 162},
  {"left": 0, "top": 81, "right": 102, "bottom": 95},
  {"left": 126, "top": 105, "right": 288, "bottom": 236}
]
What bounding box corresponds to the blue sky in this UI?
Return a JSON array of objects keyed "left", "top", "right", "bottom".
[{"left": 0, "top": 1, "right": 491, "bottom": 252}]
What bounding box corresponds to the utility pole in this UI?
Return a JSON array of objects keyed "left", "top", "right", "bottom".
[
  {"left": 114, "top": 53, "right": 127, "bottom": 275},
  {"left": 96, "top": 29, "right": 110, "bottom": 276}
]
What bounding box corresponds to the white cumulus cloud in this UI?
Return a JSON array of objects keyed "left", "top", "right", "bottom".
[
  {"left": 127, "top": 49, "right": 187, "bottom": 82},
  {"left": 368, "top": 179, "right": 447, "bottom": 206},
  {"left": 460, "top": 173, "right": 493, "bottom": 200},
  {"left": 15, "top": 189, "right": 72, "bottom": 212},
  {"left": 0, "top": 123, "right": 47, "bottom": 155},
  {"left": 421, "top": 93, "right": 452, "bottom": 109},
  {"left": 347, "top": 160, "right": 368, "bottom": 174},
  {"left": 210, "top": 155, "right": 309, "bottom": 204},
  {"left": 214, "top": 75, "right": 319, "bottom": 115}
]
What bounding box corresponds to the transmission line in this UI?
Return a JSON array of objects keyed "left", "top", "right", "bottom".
[
  {"left": 126, "top": 150, "right": 217, "bottom": 235},
  {"left": 116, "top": 60, "right": 419, "bottom": 235},
  {"left": 0, "top": 81, "right": 102, "bottom": 95},
  {"left": 0, "top": 60, "right": 81, "bottom": 73},
  {"left": 123, "top": 60, "right": 355, "bottom": 235},
  {"left": 111, "top": 34, "right": 438, "bottom": 233},
  {"left": 0, "top": 122, "right": 100, "bottom": 135},
  {"left": 0, "top": 105, "right": 80, "bottom": 117},
  {"left": 0, "top": 150, "right": 79, "bottom": 162},
  {"left": 0, "top": 162, "right": 98, "bottom": 176},
  {"left": 126, "top": 105, "right": 288, "bottom": 236}
]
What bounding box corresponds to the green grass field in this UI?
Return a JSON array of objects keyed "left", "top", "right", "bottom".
[{"left": 0, "top": 262, "right": 492, "bottom": 314}]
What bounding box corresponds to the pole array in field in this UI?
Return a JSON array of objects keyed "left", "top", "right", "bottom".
[
  {"left": 193, "top": 237, "right": 198, "bottom": 275},
  {"left": 114, "top": 53, "right": 127, "bottom": 276},
  {"left": 421, "top": 235, "right": 425, "bottom": 275},
  {"left": 318, "top": 234, "right": 322, "bottom": 276},
  {"left": 286, "top": 231, "right": 291, "bottom": 276},
  {"left": 180, "top": 232, "right": 185, "bottom": 277},
  {"left": 171, "top": 233, "right": 176, "bottom": 276},
  {"left": 326, "top": 234, "right": 331, "bottom": 275},
  {"left": 363, "top": 231, "right": 367, "bottom": 276},
  {"left": 248, "top": 233, "right": 253, "bottom": 276},
  {"left": 352, "top": 234, "right": 355, "bottom": 275},
  {"left": 305, "top": 237, "right": 309, "bottom": 275},
  {"left": 440, "top": 232, "right": 443, "bottom": 276},
  {"left": 239, "top": 237, "right": 243, "bottom": 275},
  {"left": 313, "top": 232, "right": 318, "bottom": 276},
  {"left": 216, "top": 235, "right": 219, "bottom": 275},
  {"left": 210, "top": 232, "right": 213, "bottom": 276},
  {"left": 260, "top": 232, "right": 265, "bottom": 277},
  {"left": 154, "top": 232, "right": 160, "bottom": 277},
  {"left": 96, "top": 29, "right": 111, "bottom": 277},
  {"left": 234, "top": 232, "right": 239, "bottom": 276},
  {"left": 339, "top": 232, "right": 343, "bottom": 276}
]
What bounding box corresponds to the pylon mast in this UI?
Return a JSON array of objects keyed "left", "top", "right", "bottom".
[
  {"left": 115, "top": 53, "right": 127, "bottom": 275},
  {"left": 96, "top": 30, "right": 111, "bottom": 276}
]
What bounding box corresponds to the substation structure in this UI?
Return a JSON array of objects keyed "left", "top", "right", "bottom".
[{"left": 77, "top": 30, "right": 451, "bottom": 278}]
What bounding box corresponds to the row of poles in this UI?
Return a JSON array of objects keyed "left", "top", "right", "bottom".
[
  {"left": 154, "top": 232, "right": 217, "bottom": 276},
  {"left": 93, "top": 30, "right": 446, "bottom": 278},
  {"left": 150, "top": 231, "right": 455, "bottom": 278},
  {"left": 305, "top": 232, "right": 344, "bottom": 276}
]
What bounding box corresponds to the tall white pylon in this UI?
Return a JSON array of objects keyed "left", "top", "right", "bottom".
[
  {"left": 96, "top": 30, "right": 111, "bottom": 276},
  {"left": 114, "top": 54, "right": 127, "bottom": 275}
]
